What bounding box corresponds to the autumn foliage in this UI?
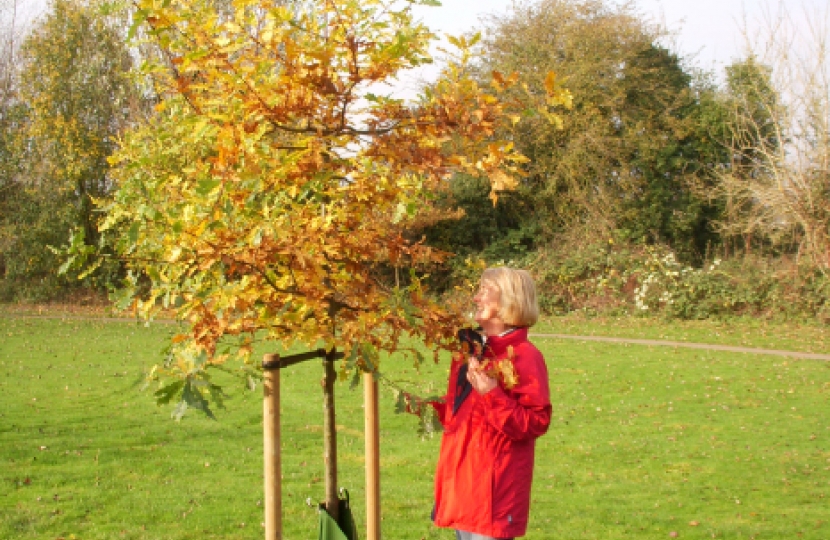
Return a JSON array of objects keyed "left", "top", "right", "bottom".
[{"left": 84, "top": 0, "right": 568, "bottom": 411}]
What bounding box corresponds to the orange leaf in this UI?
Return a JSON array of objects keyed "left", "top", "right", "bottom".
[{"left": 544, "top": 71, "right": 557, "bottom": 95}]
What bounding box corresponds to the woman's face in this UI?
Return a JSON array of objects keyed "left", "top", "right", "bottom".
[{"left": 473, "top": 281, "right": 502, "bottom": 326}]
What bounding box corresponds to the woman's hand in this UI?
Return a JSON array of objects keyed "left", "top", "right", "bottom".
[{"left": 467, "top": 357, "right": 498, "bottom": 395}]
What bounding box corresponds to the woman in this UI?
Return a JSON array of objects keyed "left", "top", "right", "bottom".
[{"left": 431, "top": 267, "right": 551, "bottom": 540}]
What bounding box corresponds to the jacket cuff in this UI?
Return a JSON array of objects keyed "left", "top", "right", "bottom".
[{"left": 482, "top": 385, "right": 509, "bottom": 408}]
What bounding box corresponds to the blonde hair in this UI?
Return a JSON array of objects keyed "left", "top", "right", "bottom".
[{"left": 480, "top": 267, "right": 539, "bottom": 327}]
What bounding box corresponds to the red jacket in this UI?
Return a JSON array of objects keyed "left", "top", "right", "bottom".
[{"left": 431, "top": 328, "right": 551, "bottom": 538}]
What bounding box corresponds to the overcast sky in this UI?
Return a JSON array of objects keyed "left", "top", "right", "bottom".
[
  {"left": 15, "top": 0, "right": 828, "bottom": 89},
  {"left": 411, "top": 0, "right": 828, "bottom": 72},
  {"left": 373, "top": 0, "right": 820, "bottom": 97}
]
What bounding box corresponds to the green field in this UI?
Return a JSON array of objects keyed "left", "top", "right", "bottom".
[
  {"left": 534, "top": 315, "right": 830, "bottom": 355},
  {"left": 1, "top": 315, "right": 829, "bottom": 539}
]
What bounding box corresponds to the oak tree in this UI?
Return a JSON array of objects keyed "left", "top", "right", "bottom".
[{"left": 81, "top": 0, "right": 567, "bottom": 415}]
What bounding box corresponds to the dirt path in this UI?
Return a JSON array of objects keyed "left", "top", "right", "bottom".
[{"left": 531, "top": 333, "right": 830, "bottom": 361}]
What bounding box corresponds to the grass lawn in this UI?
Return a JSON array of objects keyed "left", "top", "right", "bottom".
[
  {"left": 535, "top": 314, "right": 830, "bottom": 354},
  {"left": 1, "top": 315, "right": 828, "bottom": 539}
]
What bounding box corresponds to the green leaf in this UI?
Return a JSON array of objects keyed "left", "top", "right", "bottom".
[
  {"left": 345, "top": 346, "right": 360, "bottom": 369},
  {"left": 111, "top": 285, "right": 135, "bottom": 311},
  {"left": 182, "top": 378, "right": 215, "bottom": 419},
  {"left": 418, "top": 406, "right": 444, "bottom": 437},
  {"left": 77, "top": 258, "right": 103, "bottom": 280},
  {"left": 155, "top": 380, "right": 185, "bottom": 405},
  {"left": 127, "top": 9, "right": 147, "bottom": 41},
  {"left": 187, "top": 49, "right": 211, "bottom": 61},
  {"left": 413, "top": 349, "right": 426, "bottom": 368},
  {"left": 196, "top": 178, "right": 221, "bottom": 196},
  {"left": 360, "top": 343, "right": 378, "bottom": 373},
  {"left": 207, "top": 383, "right": 227, "bottom": 410},
  {"left": 393, "top": 390, "right": 406, "bottom": 414},
  {"left": 171, "top": 400, "right": 188, "bottom": 421},
  {"left": 349, "top": 368, "right": 361, "bottom": 390},
  {"left": 57, "top": 256, "right": 76, "bottom": 276},
  {"left": 127, "top": 222, "right": 140, "bottom": 244}
]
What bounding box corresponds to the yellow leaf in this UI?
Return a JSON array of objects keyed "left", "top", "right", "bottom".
[
  {"left": 488, "top": 170, "right": 518, "bottom": 206},
  {"left": 544, "top": 71, "right": 557, "bottom": 95},
  {"left": 490, "top": 169, "right": 517, "bottom": 191}
]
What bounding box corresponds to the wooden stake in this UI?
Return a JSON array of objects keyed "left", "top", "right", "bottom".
[
  {"left": 263, "top": 354, "right": 282, "bottom": 540},
  {"left": 322, "top": 349, "right": 339, "bottom": 521},
  {"left": 364, "top": 371, "right": 381, "bottom": 540}
]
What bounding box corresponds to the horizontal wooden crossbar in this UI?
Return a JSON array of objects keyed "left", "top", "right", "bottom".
[{"left": 262, "top": 349, "right": 346, "bottom": 370}]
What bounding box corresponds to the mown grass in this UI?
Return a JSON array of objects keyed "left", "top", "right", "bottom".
[
  {"left": 535, "top": 314, "right": 830, "bottom": 354},
  {"left": 1, "top": 315, "right": 828, "bottom": 539}
]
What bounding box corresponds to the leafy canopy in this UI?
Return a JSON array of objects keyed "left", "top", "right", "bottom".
[{"left": 85, "top": 0, "right": 567, "bottom": 414}]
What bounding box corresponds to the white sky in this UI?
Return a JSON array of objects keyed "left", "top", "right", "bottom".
[
  {"left": 15, "top": 0, "right": 828, "bottom": 89},
  {"left": 10, "top": 0, "right": 44, "bottom": 27},
  {"left": 409, "top": 0, "right": 829, "bottom": 77}
]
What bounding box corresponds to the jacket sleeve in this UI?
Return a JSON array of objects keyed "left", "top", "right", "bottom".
[
  {"left": 429, "top": 357, "right": 463, "bottom": 426},
  {"left": 481, "top": 346, "right": 551, "bottom": 441}
]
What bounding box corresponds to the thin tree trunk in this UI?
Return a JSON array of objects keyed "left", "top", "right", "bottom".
[
  {"left": 322, "top": 348, "right": 339, "bottom": 521},
  {"left": 262, "top": 354, "right": 282, "bottom": 540}
]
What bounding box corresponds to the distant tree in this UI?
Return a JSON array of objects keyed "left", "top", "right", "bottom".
[
  {"left": 0, "top": 0, "right": 27, "bottom": 290},
  {"left": 711, "top": 57, "right": 782, "bottom": 253},
  {"left": 427, "top": 0, "right": 726, "bottom": 261},
  {"left": 0, "top": 0, "right": 20, "bottom": 100},
  {"left": 0, "top": 0, "right": 142, "bottom": 299},
  {"left": 712, "top": 3, "right": 830, "bottom": 269}
]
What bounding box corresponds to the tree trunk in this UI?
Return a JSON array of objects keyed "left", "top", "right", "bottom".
[
  {"left": 262, "top": 354, "right": 282, "bottom": 540},
  {"left": 322, "top": 349, "right": 339, "bottom": 521}
]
